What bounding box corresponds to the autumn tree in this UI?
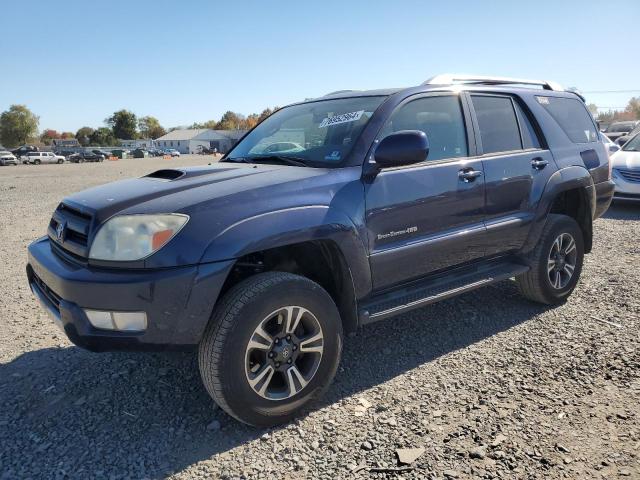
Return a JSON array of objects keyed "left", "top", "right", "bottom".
[
  {"left": 40, "top": 129, "right": 60, "bottom": 145},
  {"left": 215, "top": 111, "right": 244, "bottom": 130},
  {"left": 0, "top": 104, "right": 39, "bottom": 147}
]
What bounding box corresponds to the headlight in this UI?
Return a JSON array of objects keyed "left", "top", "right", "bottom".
[{"left": 89, "top": 214, "right": 189, "bottom": 261}]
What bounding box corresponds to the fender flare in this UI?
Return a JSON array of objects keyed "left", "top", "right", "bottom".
[
  {"left": 199, "top": 205, "right": 372, "bottom": 297},
  {"left": 521, "top": 166, "right": 595, "bottom": 254}
]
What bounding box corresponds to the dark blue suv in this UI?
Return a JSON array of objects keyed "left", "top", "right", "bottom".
[{"left": 27, "top": 75, "right": 614, "bottom": 426}]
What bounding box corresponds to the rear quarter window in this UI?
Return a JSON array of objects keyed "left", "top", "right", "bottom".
[{"left": 536, "top": 96, "right": 598, "bottom": 143}]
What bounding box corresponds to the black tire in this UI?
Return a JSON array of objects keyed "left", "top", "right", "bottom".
[
  {"left": 516, "top": 214, "right": 584, "bottom": 304},
  {"left": 57, "top": 159, "right": 63, "bottom": 164},
  {"left": 33, "top": 159, "right": 41, "bottom": 165},
  {"left": 199, "top": 272, "right": 343, "bottom": 427}
]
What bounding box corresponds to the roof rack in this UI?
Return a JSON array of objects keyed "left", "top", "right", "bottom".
[{"left": 423, "top": 74, "right": 565, "bottom": 92}]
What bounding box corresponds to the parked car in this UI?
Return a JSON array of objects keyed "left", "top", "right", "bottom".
[
  {"left": 610, "top": 132, "right": 640, "bottom": 201},
  {"left": 27, "top": 74, "right": 614, "bottom": 426},
  {"left": 22, "top": 151, "right": 65, "bottom": 164},
  {"left": 251, "top": 141, "right": 305, "bottom": 155},
  {"left": 132, "top": 149, "right": 149, "bottom": 158},
  {"left": 601, "top": 133, "right": 620, "bottom": 155},
  {"left": 164, "top": 149, "right": 180, "bottom": 157},
  {"left": 12, "top": 145, "right": 38, "bottom": 158},
  {"left": 614, "top": 123, "right": 640, "bottom": 146},
  {"left": 603, "top": 121, "right": 640, "bottom": 143},
  {"left": 69, "top": 152, "right": 105, "bottom": 163},
  {"left": 92, "top": 149, "right": 113, "bottom": 158},
  {"left": 0, "top": 151, "right": 18, "bottom": 166}
]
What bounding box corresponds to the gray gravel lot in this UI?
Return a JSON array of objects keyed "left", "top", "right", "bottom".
[{"left": 0, "top": 157, "right": 639, "bottom": 479}]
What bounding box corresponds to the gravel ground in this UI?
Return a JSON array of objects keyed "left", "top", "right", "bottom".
[{"left": 0, "top": 157, "right": 638, "bottom": 479}]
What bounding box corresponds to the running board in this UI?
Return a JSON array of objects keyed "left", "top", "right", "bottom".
[{"left": 359, "top": 261, "right": 529, "bottom": 324}]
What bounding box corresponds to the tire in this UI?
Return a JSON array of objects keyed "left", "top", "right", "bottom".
[
  {"left": 33, "top": 159, "right": 40, "bottom": 165},
  {"left": 199, "top": 272, "right": 343, "bottom": 427},
  {"left": 516, "top": 214, "right": 584, "bottom": 304},
  {"left": 57, "top": 159, "right": 63, "bottom": 164}
]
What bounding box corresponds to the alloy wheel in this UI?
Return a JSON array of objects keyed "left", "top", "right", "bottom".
[
  {"left": 547, "top": 232, "right": 577, "bottom": 289},
  {"left": 244, "top": 306, "right": 324, "bottom": 401}
]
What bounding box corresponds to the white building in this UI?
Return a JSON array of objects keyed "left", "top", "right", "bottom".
[
  {"left": 156, "top": 129, "right": 246, "bottom": 154},
  {"left": 120, "top": 138, "right": 156, "bottom": 149}
]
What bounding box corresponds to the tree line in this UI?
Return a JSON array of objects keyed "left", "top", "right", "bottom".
[
  {"left": 588, "top": 97, "right": 640, "bottom": 124},
  {"left": 0, "top": 106, "right": 278, "bottom": 148}
]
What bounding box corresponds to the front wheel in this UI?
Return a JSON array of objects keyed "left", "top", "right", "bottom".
[
  {"left": 516, "top": 214, "right": 584, "bottom": 304},
  {"left": 198, "top": 272, "right": 343, "bottom": 426},
  {"left": 57, "top": 159, "right": 63, "bottom": 164}
]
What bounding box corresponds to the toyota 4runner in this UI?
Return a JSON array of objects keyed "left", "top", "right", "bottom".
[{"left": 27, "top": 74, "right": 615, "bottom": 426}]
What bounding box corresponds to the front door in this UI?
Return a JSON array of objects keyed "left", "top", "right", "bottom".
[
  {"left": 365, "top": 93, "right": 487, "bottom": 291},
  {"left": 467, "top": 93, "right": 556, "bottom": 255}
]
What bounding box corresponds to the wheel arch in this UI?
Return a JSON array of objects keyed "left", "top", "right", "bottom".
[
  {"left": 217, "top": 239, "right": 360, "bottom": 333},
  {"left": 522, "top": 166, "right": 595, "bottom": 254}
]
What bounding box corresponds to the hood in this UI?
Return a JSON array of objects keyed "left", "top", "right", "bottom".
[
  {"left": 611, "top": 150, "right": 640, "bottom": 169},
  {"left": 64, "top": 163, "right": 331, "bottom": 222}
]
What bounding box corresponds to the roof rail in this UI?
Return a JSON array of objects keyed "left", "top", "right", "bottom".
[
  {"left": 323, "top": 89, "right": 357, "bottom": 97},
  {"left": 423, "top": 74, "right": 564, "bottom": 92}
]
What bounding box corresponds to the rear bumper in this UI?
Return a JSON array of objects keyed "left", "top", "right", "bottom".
[
  {"left": 593, "top": 180, "right": 615, "bottom": 218},
  {"left": 27, "top": 236, "right": 234, "bottom": 352}
]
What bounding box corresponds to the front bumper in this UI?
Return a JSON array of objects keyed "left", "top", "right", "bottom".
[
  {"left": 612, "top": 169, "right": 640, "bottom": 201},
  {"left": 27, "top": 236, "right": 234, "bottom": 351}
]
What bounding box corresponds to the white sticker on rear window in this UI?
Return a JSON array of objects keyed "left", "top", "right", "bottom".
[
  {"left": 319, "top": 110, "right": 365, "bottom": 128},
  {"left": 536, "top": 96, "right": 550, "bottom": 105}
]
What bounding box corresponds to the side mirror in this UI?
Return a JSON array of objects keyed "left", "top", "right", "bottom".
[{"left": 374, "top": 130, "right": 429, "bottom": 168}]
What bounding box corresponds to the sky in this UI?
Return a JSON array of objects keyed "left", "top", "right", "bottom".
[{"left": 1, "top": 0, "right": 639, "bottom": 132}]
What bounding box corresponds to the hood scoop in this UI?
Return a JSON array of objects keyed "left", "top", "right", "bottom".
[{"left": 145, "top": 169, "right": 186, "bottom": 181}]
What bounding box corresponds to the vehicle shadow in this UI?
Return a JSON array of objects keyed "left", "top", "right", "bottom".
[
  {"left": 602, "top": 201, "right": 640, "bottom": 220},
  {"left": 0, "top": 280, "right": 551, "bottom": 478}
]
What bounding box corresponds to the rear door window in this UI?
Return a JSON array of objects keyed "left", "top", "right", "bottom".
[
  {"left": 513, "top": 101, "right": 541, "bottom": 149},
  {"left": 536, "top": 96, "right": 598, "bottom": 143},
  {"left": 471, "top": 95, "right": 522, "bottom": 154}
]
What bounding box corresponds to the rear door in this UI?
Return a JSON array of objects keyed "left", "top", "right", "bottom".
[
  {"left": 468, "top": 93, "right": 555, "bottom": 255},
  {"left": 365, "top": 93, "right": 487, "bottom": 290}
]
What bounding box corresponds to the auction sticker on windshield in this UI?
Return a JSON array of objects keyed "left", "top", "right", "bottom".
[{"left": 319, "top": 110, "right": 365, "bottom": 128}]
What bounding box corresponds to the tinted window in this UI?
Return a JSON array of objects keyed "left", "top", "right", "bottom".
[
  {"left": 513, "top": 101, "right": 541, "bottom": 149},
  {"left": 536, "top": 96, "right": 597, "bottom": 143},
  {"left": 381, "top": 95, "right": 468, "bottom": 161},
  {"left": 472, "top": 95, "right": 522, "bottom": 154}
]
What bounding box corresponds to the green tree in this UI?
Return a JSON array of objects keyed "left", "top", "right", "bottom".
[
  {"left": 138, "top": 116, "right": 166, "bottom": 139},
  {"left": 75, "top": 126, "right": 94, "bottom": 146},
  {"left": 106, "top": 109, "right": 138, "bottom": 139},
  {"left": 0, "top": 104, "right": 39, "bottom": 147},
  {"left": 89, "top": 127, "right": 118, "bottom": 146}
]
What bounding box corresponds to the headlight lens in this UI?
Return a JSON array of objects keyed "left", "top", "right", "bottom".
[{"left": 89, "top": 214, "right": 189, "bottom": 261}]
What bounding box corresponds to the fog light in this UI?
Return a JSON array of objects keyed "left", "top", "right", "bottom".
[{"left": 84, "top": 309, "right": 147, "bottom": 332}]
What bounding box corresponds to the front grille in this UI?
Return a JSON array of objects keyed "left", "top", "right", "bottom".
[
  {"left": 48, "top": 202, "right": 95, "bottom": 258},
  {"left": 617, "top": 168, "right": 640, "bottom": 183},
  {"left": 31, "top": 270, "right": 61, "bottom": 310}
]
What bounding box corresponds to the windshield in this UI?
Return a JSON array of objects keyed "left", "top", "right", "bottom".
[
  {"left": 225, "top": 96, "right": 385, "bottom": 167},
  {"left": 622, "top": 133, "right": 640, "bottom": 152},
  {"left": 607, "top": 123, "right": 634, "bottom": 133}
]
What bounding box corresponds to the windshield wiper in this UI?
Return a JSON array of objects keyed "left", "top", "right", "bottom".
[
  {"left": 248, "top": 155, "right": 308, "bottom": 167},
  {"left": 225, "top": 157, "right": 252, "bottom": 163}
]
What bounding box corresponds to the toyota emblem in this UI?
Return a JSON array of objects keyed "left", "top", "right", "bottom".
[{"left": 56, "top": 222, "right": 66, "bottom": 242}]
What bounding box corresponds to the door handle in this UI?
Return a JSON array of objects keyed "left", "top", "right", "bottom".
[
  {"left": 458, "top": 169, "right": 483, "bottom": 182},
  {"left": 531, "top": 157, "right": 549, "bottom": 170}
]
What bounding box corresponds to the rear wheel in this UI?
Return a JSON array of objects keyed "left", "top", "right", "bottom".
[
  {"left": 199, "top": 272, "right": 343, "bottom": 426},
  {"left": 517, "top": 214, "right": 584, "bottom": 304},
  {"left": 33, "top": 159, "right": 41, "bottom": 165}
]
